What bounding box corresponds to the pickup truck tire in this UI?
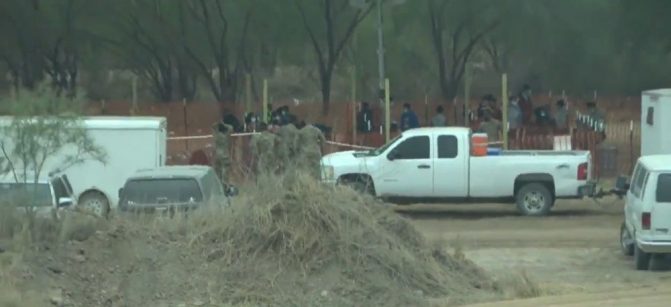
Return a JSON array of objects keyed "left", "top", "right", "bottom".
[
  {"left": 634, "top": 244, "right": 651, "bottom": 270},
  {"left": 620, "top": 222, "right": 634, "bottom": 256},
  {"left": 515, "top": 183, "right": 553, "bottom": 216},
  {"left": 349, "top": 179, "right": 375, "bottom": 196}
]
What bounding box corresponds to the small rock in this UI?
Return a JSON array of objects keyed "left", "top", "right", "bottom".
[
  {"left": 0, "top": 244, "right": 6, "bottom": 253},
  {"left": 47, "top": 266, "right": 64, "bottom": 274},
  {"left": 193, "top": 299, "right": 205, "bottom": 306},
  {"left": 321, "top": 290, "right": 329, "bottom": 297},
  {"left": 49, "top": 289, "right": 64, "bottom": 306},
  {"left": 414, "top": 290, "right": 424, "bottom": 297},
  {"left": 177, "top": 304, "right": 187, "bottom": 307},
  {"left": 72, "top": 254, "right": 86, "bottom": 263}
]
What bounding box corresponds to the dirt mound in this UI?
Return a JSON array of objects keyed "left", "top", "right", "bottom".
[
  {"left": 0, "top": 174, "right": 498, "bottom": 306},
  {"left": 185, "top": 174, "right": 497, "bottom": 306}
]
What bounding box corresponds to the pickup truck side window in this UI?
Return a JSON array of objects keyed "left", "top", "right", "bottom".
[
  {"left": 393, "top": 136, "right": 430, "bottom": 160},
  {"left": 656, "top": 173, "right": 671, "bottom": 202},
  {"left": 437, "top": 135, "right": 458, "bottom": 159}
]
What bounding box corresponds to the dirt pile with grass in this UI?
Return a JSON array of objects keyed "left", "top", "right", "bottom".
[
  {"left": 0, "top": 127, "right": 500, "bottom": 306},
  {"left": 0, "top": 177, "right": 499, "bottom": 307}
]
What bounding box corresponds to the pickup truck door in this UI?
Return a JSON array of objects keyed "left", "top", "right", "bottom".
[
  {"left": 432, "top": 134, "right": 468, "bottom": 197},
  {"left": 375, "top": 135, "right": 433, "bottom": 197}
]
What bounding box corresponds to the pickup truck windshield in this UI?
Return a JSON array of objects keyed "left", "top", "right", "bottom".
[
  {"left": 365, "top": 134, "right": 402, "bottom": 156},
  {"left": 122, "top": 178, "right": 203, "bottom": 204},
  {"left": 656, "top": 173, "right": 671, "bottom": 202},
  {"left": 0, "top": 182, "right": 52, "bottom": 207}
]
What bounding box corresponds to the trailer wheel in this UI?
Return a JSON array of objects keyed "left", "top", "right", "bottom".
[
  {"left": 78, "top": 191, "right": 110, "bottom": 218},
  {"left": 515, "top": 183, "right": 553, "bottom": 216}
]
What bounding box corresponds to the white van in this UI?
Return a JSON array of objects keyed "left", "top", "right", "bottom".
[
  {"left": 620, "top": 155, "right": 671, "bottom": 270},
  {"left": 0, "top": 116, "right": 167, "bottom": 217}
]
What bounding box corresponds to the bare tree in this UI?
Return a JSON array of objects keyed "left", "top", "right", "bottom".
[
  {"left": 427, "top": 0, "right": 499, "bottom": 101},
  {"left": 294, "top": 0, "right": 373, "bottom": 114}
]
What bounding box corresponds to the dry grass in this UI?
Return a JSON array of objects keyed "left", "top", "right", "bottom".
[
  {"left": 125, "top": 173, "right": 496, "bottom": 306},
  {"left": 499, "top": 269, "right": 545, "bottom": 299}
]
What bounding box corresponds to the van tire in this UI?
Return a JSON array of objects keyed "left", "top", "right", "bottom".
[
  {"left": 515, "top": 183, "right": 553, "bottom": 216},
  {"left": 634, "top": 244, "right": 651, "bottom": 270},
  {"left": 620, "top": 222, "right": 634, "bottom": 256},
  {"left": 78, "top": 191, "right": 110, "bottom": 219}
]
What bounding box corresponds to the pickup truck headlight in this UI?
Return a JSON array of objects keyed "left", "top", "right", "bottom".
[{"left": 321, "top": 165, "right": 334, "bottom": 181}]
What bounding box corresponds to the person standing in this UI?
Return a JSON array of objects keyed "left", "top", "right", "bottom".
[
  {"left": 518, "top": 84, "right": 534, "bottom": 125},
  {"left": 478, "top": 114, "right": 502, "bottom": 145},
  {"left": 554, "top": 99, "right": 569, "bottom": 132},
  {"left": 508, "top": 95, "right": 522, "bottom": 130},
  {"left": 400, "top": 103, "right": 420, "bottom": 131},
  {"left": 357, "top": 102, "right": 374, "bottom": 133},
  {"left": 431, "top": 105, "right": 447, "bottom": 127}
]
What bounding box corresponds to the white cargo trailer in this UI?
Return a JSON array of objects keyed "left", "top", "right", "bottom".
[
  {"left": 0, "top": 116, "right": 167, "bottom": 216},
  {"left": 641, "top": 89, "right": 671, "bottom": 156}
]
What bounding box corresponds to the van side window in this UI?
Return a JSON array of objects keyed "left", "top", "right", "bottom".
[
  {"left": 640, "top": 172, "right": 650, "bottom": 199},
  {"left": 632, "top": 166, "right": 648, "bottom": 198},
  {"left": 437, "top": 135, "right": 458, "bottom": 159},
  {"left": 656, "top": 174, "right": 671, "bottom": 202},
  {"left": 393, "top": 136, "right": 430, "bottom": 160}
]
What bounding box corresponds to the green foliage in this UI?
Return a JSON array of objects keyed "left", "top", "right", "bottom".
[
  {"left": 0, "top": 83, "right": 107, "bottom": 185},
  {"left": 1, "top": 0, "right": 670, "bottom": 102}
]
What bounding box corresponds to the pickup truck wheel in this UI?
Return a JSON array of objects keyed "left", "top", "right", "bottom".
[
  {"left": 340, "top": 177, "right": 375, "bottom": 196},
  {"left": 620, "top": 222, "right": 634, "bottom": 256},
  {"left": 515, "top": 183, "right": 552, "bottom": 216},
  {"left": 634, "top": 244, "right": 651, "bottom": 270}
]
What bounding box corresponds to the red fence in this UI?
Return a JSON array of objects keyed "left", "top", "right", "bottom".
[{"left": 84, "top": 98, "right": 641, "bottom": 180}]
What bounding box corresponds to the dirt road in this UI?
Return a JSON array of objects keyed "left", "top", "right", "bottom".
[{"left": 400, "top": 198, "right": 671, "bottom": 306}]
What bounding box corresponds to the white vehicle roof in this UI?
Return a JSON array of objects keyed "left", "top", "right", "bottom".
[
  {"left": 128, "top": 165, "right": 214, "bottom": 180},
  {"left": 642, "top": 89, "right": 671, "bottom": 98},
  {"left": 638, "top": 155, "right": 671, "bottom": 172},
  {"left": 0, "top": 116, "right": 166, "bottom": 130},
  {"left": 401, "top": 127, "right": 471, "bottom": 137}
]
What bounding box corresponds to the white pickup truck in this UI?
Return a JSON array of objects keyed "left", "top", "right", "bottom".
[{"left": 320, "top": 127, "right": 595, "bottom": 216}]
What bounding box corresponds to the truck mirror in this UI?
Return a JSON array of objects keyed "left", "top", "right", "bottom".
[
  {"left": 118, "top": 188, "right": 124, "bottom": 198},
  {"left": 387, "top": 149, "right": 399, "bottom": 161},
  {"left": 58, "top": 197, "right": 74, "bottom": 208},
  {"left": 615, "top": 176, "right": 629, "bottom": 191}
]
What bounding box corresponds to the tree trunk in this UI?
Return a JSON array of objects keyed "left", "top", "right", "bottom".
[{"left": 320, "top": 72, "right": 332, "bottom": 116}]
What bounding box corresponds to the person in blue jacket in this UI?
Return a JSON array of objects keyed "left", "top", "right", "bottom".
[{"left": 400, "top": 103, "right": 420, "bottom": 131}]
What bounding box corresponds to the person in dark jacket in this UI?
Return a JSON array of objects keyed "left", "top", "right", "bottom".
[
  {"left": 518, "top": 84, "right": 534, "bottom": 125},
  {"left": 400, "top": 103, "right": 419, "bottom": 131},
  {"left": 357, "top": 102, "right": 374, "bottom": 133}
]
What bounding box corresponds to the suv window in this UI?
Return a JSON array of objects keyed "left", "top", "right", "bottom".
[
  {"left": 122, "top": 178, "right": 203, "bottom": 204},
  {"left": 437, "top": 135, "right": 458, "bottom": 158},
  {"left": 656, "top": 173, "right": 671, "bottom": 202},
  {"left": 393, "top": 136, "right": 430, "bottom": 160}
]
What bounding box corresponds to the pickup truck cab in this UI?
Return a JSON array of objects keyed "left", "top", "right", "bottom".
[
  {"left": 0, "top": 172, "right": 75, "bottom": 217},
  {"left": 619, "top": 155, "right": 671, "bottom": 270},
  {"left": 320, "top": 127, "right": 594, "bottom": 216}
]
